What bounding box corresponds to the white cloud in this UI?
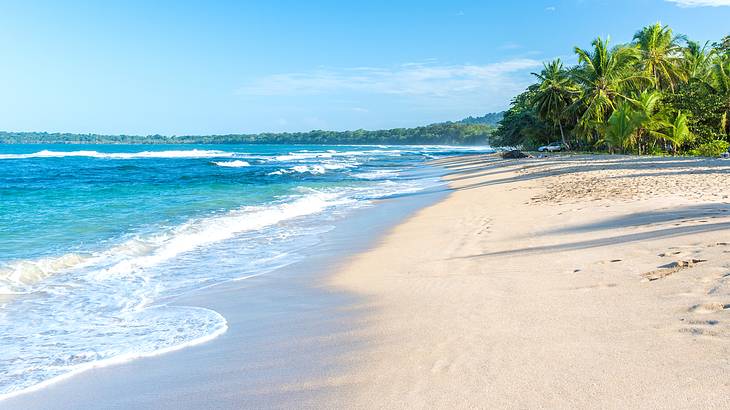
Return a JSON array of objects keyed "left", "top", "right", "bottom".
[
  {"left": 666, "top": 0, "right": 730, "bottom": 7},
  {"left": 499, "top": 42, "right": 522, "bottom": 50},
  {"left": 237, "top": 59, "right": 541, "bottom": 99}
]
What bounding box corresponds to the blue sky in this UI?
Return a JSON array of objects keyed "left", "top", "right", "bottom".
[{"left": 0, "top": 0, "right": 729, "bottom": 135}]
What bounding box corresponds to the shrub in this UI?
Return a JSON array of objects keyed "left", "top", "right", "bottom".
[{"left": 688, "top": 140, "right": 730, "bottom": 157}]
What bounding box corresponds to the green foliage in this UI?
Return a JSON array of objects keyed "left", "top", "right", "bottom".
[
  {"left": 710, "top": 56, "right": 730, "bottom": 95},
  {"left": 495, "top": 24, "right": 730, "bottom": 155},
  {"left": 571, "top": 37, "right": 647, "bottom": 138},
  {"left": 0, "top": 122, "right": 494, "bottom": 146},
  {"left": 453, "top": 112, "right": 504, "bottom": 126},
  {"left": 667, "top": 111, "right": 693, "bottom": 148},
  {"left": 531, "top": 59, "right": 578, "bottom": 145},
  {"left": 664, "top": 80, "right": 727, "bottom": 142},
  {"left": 682, "top": 41, "right": 715, "bottom": 82},
  {"left": 648, "top": 111, "right": 695, "bottom": 154},
  {"left": 713, "top": 35, "right": 730, "bottom": 56},
  {"left": 604, "top": 102, "right": 639, "bottom": 152},
  {"left": 491, "top": 86, "right": 553, "bottom": 148},
  {"left": 708, "top": 55, "right": 730, "bottom": 136},
  {"left": 633, "top": 23, "right": 686, "bottom": 91},
  {"left": 688, "top": 140, "right": 730, "bottom": 157}
]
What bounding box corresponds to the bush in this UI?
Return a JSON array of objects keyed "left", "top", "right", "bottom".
[{"left": 688, "top": 140, "right": 730, "bottom": 157}]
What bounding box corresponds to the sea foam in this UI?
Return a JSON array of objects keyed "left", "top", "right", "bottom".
[
  {"left": 212, "top": 160, "right": 250, "bottom": 167},
  {"left": 0, "top": 190, "right": 357, "bottom": 399}
]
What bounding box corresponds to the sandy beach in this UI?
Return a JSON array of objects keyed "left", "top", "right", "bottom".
[
  {"left": 4, "top": 153, "right": 730, "bottom": 409},
  {"left": 326, "top": 154, "right": 730, "bottom": 408}
]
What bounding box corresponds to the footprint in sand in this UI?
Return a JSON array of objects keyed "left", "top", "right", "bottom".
[
  {"left": 641, "top": 259, "right": 707, "bottom": 282},
  {"left": 679, "top": 322, "right": 725, "bottom": 337},
  {"left": 681, "top": 304, "right": 730, "bottom": 337},
  {"left": 707, "top": 273, "right": 730, "bottom": 295},
  {"left": 572, "top": 282, "right": 618, "bottom": 291},
  {"left": 475, "top": 217, "right": 492, "bottom": 235},
  {"left": 430, "top": 359, "right": 452, "bottom": 374},
  {"left": 684, "top": 319, "right": 720, "bottom": 326},
  {"left": 688, "top": 303, "right": 730, "bottom": 314}
]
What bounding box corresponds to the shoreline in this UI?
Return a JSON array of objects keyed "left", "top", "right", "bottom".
[
  {"left": 0, "top": 163, "right": 449, "bottom": 409},
  {"left": 6, "top": 153, "right": 730, "bottom": 408},
  {"left": 324, "top": 154, "right": 730, "bottom": 408},
  {"left": 0, "top": 315, "right": 230, "bottom": 403}
]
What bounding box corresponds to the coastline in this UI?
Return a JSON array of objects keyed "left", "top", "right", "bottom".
[
  {"left": 325, "top": 154, "right": 730, "bottom": 408},
  {"left": 6, "top": 153, "right": 730, "bottom": 408},
  {"left": 0, "top": 164, "right": 449, "bottom": 410}
]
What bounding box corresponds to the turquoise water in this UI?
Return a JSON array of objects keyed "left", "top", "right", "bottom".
[{"left": 0, "top": 143, "right": 492, "bottom": 398}]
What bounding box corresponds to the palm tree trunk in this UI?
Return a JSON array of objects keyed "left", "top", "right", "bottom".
[{"left": 558, "top": 121, "right": 567, "bottom": 148}]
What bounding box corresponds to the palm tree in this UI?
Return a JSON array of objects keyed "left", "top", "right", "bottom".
[
  {"left": 682, "top": 40, "right": 715, "bottom": 83},
  {"left": 531, "top": 59, "right": 577, "bottom": 147},
  {"left": 596, "top": 91, "right": 690, "bottom": 155},
  {"left": 650, "top": 111, "right": 693, "bottom": 153},
  {"left": 714, "top": 35, "right": 730, "bottom": 56},
  {"left": 630, "top": 90, "right": 664, "bottom": 154},
  {"left": 604, "top": 102, "right": 639, "bottom": 153},
  {"left": 709, "top": 55, "right": 730, "bottom": 135},
  {"left": 632, "top": 23, "right": 686, "bottom": 91},
  {"left": 571, "top": 37, "right": 647, "bottom": 141}
]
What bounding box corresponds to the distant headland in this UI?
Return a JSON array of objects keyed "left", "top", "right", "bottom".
[{"left": 0, "top": 113, "right": 503, "bottom": 146}]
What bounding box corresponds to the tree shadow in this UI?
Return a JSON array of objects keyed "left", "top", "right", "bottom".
[
  {"left": 547, "top": 204, "right": 730, "bottom": 234},
  {"left": 451, "top": 221, "right": 730, "bottom": 259},
  {"left": 445, "top": 155, "right": 730, "bottom": 191}
]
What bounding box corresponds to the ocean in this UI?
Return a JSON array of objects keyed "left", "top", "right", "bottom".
[{"left": 0, "top": 143, "right": 492, "bottom": 398}]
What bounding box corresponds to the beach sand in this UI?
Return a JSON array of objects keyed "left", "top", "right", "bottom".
[{"left": 325, "top": 154, "right": 730, "bottom": 408}]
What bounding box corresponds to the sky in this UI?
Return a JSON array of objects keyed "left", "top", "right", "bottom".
[{"left": 0, "top": 0, "right": 729, "bottom": 135}]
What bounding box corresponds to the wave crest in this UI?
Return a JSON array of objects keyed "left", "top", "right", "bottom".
[
  {"left": 212, "top": 160, "right": 250, "bottom": 168},
  {"left": 0, "top": 150, "right": 235, "bottom": 160},
  {"left": 0, "top": 253, "right": 89, "bottom": 294}
]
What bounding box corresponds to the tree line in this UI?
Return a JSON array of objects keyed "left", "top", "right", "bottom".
[
  {"left": 492, "top": 24, "right": 730, "bottom": 156},
  {"left": 0, "top": 122, "right": 494, "bottom": 146}
]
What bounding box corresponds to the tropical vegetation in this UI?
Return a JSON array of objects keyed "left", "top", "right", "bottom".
[
  {"left": 492, "top": 24, "right": 730, "bottom": 156},
  {"left": 0, "top": 121, "right": 495, "bottom": 145}
]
